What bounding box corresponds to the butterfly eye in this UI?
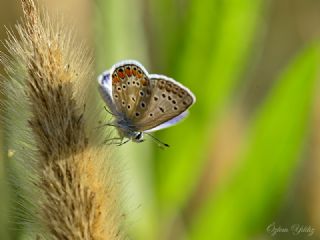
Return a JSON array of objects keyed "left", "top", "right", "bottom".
[{"left": 135, "top": 132, "right": 143, "bottom": 141}]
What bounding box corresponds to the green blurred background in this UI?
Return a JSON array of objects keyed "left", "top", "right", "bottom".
[{"left": 1, "top": 0, "right": 320, "bottom": 239}]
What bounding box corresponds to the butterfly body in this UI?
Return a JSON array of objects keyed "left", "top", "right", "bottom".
[
  {"left": 112, "top": 112, "right": 144, "bottom": 143},
  {"left": 98, "top": 60, "right": 195, "bottom": 145}
]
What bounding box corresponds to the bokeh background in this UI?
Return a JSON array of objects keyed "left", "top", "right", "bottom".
[{"left": 1, "top": 0, "right": 320, "bottom": 239}]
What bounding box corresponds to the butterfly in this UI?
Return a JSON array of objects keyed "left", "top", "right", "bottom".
[{"left": 97, "top": 60, "right": 196, "bottom": 147}]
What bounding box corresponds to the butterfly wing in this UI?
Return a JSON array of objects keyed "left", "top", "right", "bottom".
[
  {"left": 144, "top": 110, "right": 189, "bottom": 133},
  {"left": 110, "top": 60, "right": 154, "bottom": 123},
  {"left": 97, "top": 70, "right": 118, "bottom": 114},
  {"left": 134, "top": 74, "right": 196, "bottom": 132}
]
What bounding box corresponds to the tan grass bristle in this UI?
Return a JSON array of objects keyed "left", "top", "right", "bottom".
[{"left": 1, "top": 0, "right": 124, "bottom": 239}]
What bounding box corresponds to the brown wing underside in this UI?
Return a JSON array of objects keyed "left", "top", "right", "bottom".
[
  {"left": 134, "top": 76, "right": 194, "bottom": 131},
  {"left": 111, "top": 63, "right": 153, "bottom": 121},
  {"left": 111, "top": 64, "right": 194, "bottom": 131}
]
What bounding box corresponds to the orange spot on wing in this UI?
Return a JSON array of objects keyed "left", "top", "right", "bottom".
[
  {"left": 141, "top": 78, "right": 149, "bottom": 86},
  {"left": 117, "top": 71, "right": 125, "bottom": 79},
  {"left": 136, "top": 70, "right": 143, "bottom": 78},
  {"left": 125, "top": 67, "right": 132, "bottom": 77},
  {"left": 112, "top": 76, "right": 120, "bottom": 84}
]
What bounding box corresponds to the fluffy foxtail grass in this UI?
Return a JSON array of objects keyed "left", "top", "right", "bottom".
[{"left": 1, "top": 0, "right": 123, "bottom": 239}]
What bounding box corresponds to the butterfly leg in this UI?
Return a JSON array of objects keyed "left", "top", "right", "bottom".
[
  {"left": 96, "top": 123, "right": 117, "bottom": 129},
  {"left": 104, "top": 137, "right": 122, "bottom": 145},
  {"left": 117, "top": 139, "right": 130, "bottom": 146}
]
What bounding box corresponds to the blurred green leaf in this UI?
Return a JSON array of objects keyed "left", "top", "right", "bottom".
[
  {"left": 191, "top": 44, "right": 319, "bottom": 240},
  {"left": 154, "top": 0, "right": 263, "bottom": 217},
  {"left": 94, "top": 0, "right": 149, "bottom": 70}
]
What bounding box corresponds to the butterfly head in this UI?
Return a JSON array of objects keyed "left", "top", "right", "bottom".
[
  {"left": 132, "top": 131, "right": 144, "bottom": 143},
  {"left": 114, "top": 117, "right": 144, "bottom": 143},
  {"left": 118, "top": 127, "right": 144, "bottom": 143}
]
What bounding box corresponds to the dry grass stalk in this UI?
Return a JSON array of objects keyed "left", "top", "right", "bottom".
[{"left": 1, "top": 0, "right": 123, "bottom": 239}]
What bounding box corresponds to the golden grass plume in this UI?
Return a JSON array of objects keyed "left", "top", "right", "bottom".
[{"left": 1, "top": 0, "right": 124, "bottom": 239}]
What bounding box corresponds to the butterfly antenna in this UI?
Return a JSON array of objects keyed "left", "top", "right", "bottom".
[{"left": 145, "top": 133, "right": 170, "bottom": 148}]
